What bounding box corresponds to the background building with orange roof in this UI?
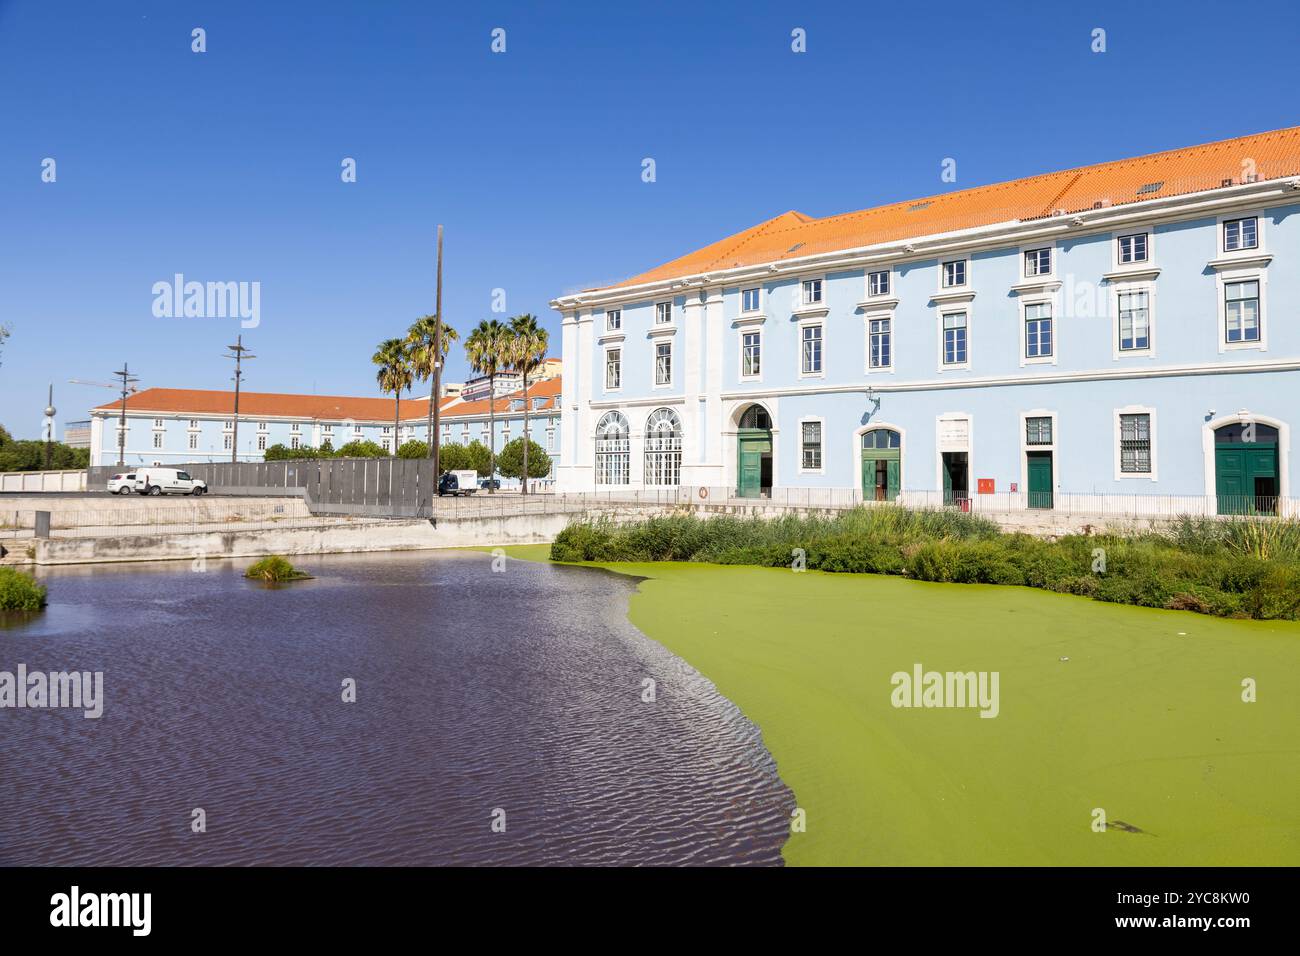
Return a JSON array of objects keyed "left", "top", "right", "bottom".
[
  {"left": 89, "top": 377, "right": 563, "bottom": 485},
  {"left": 552, "top": 128, "right": 1300, "bottom": 514}
]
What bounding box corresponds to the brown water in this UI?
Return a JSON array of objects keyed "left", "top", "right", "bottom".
[{"left": 0, "top": 550, "right": 793, "bottom": 866}]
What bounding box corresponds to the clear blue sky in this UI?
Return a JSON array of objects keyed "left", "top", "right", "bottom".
[{"left": 2, "top": 0, "right": 1297, "bottom": 437}]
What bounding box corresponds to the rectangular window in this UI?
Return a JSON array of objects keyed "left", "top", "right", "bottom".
[
  {"left": 1023, "top": 247, "right": 1052, "bottom": 277},
  {"left": 153, "top": 418, "right": 164, "bottom": 428},
  {"left": 942, "top": 312, "right": 967, "bottom": 365},
  {"left": 382, "top": 426, "right": 391, "bottom": 434},
  {"left": 189, "top": 433, "right": 198, "bottom": 450},
  {"left": 1117, "top": 233, "right": 1148, "bottom": 264},
  {"left": 189, "top": 419, "right": 199, "bottom": 430},
  {"left": 605, "top": 348, "right": 621, "bottom": 389},
  {"left": 1223, "top": 217, "right": 1258, "bottom": 252},
  {"left": 942, "top": 259, "right": 966, "bottom": 288},
  {"left": 1024, "top": 302, "right": 1052, "bottom": 358},
  {"left": 801, "top": 421, "right": 823, "bottom": 471},
  {"left": 257, "top": 435, "right": 266, "bottom": 451},
  {"left": 322, "top": 424, "right": 333, "bottom": 435},
  {"left": 802, "top": 278, "right": 823, "bottom": 305},
  {"left": 1118, "top": 289, "right": 1150, "bottom": 350},
  {"left": 153, "top": 432, "right": 163, "bottom": 449},
  {"left": 869, "top": 317, "right": 891, "bottom": 369},
  {"left": 1224, "top": 280, "right": 1260, "bottom": 343},
  {"left": 868, "top": 270, "right": 890, "bottom": 297},
  {"left": 257, "top": 421, "right": 268, "bottom": 431},
  {"left": 1025, "top": 416, "right": 1053, "bottom": 445},
  {"left": 741, "top": 288, "right": 761, "bottom": 313},
  {"left": 801, "top": 324, "right": 823, "bottom": 374},
  {"left": 656, "top": 301, "right": 673, "bottom": 325},
  {"left": 742, "top": 331, "right": 761, "bottom": 377},
  {"left": 606, "top": 308, "right": 621, "bottom": 331},
  {"left": 655, "top": 342, "right": 672, "bottom": 385},
  {"left": 1119, "top": 413, "right": 1152, "bottom": 474},
  {"left": 223, "top": 420, "right": 233, "bottom": 430},
  {"left": 291, "top": 423, "right": 300, "bottom": 433},
  {"left": 225, "top": 435, "right": 235, "bottom": 450},
  {"left": 546, "top": 429, "right": 555, "bottom": 452}
]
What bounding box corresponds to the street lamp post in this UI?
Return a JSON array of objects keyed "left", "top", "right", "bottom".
[
  {"left": 113, "top": 363, "right": 139, "bottom": 467},
  {"left": 224, "top": 336, "right": 255, "bottom": 463}
]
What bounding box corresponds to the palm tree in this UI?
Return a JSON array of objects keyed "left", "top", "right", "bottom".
[
  {"left": 372, "top": 337, "right": 413, "bottom": 456},
  {"left": 507, "top": 313, "right": 550, "bottom": 495},
  {"left": 406, "top": 314, "right": 459, "bottom": 449},
  {"left": 464, "top": 318, "right": 509, "bottom": 491}
]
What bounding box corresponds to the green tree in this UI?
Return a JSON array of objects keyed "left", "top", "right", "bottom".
[
  {"left": 464, "top": 318, "right": 509, "bottom": 491},
  {"left": 335, "top": 439, "right": 387, "bottom": 458},
  {"left": 0, "top": 440, "right": 90, "bottom": 472},
  {"left": 506, "top": 313, "right": 550, "bottom": 495},
  {"left": 406, "top": 315, "right": 459, "bottom": 450},
  {"left": 496, "top": 437, "right": 551, "bottom": 480},
  {"left": 397, "top": 439, "right": 428, "bottom": 459},
  {"left": 464, "top": 439, "right": 493, "bottom": 477},
  {"left": 438, "top": 442, "right": 469, "bottom": 472},
  {"left": 372, "top": 337, "right": 414, "bottom": 457}
]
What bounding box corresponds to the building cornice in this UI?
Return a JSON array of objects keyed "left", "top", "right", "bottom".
[{"left": 551, "top": 178, "right": 1300, "bottom": 311}]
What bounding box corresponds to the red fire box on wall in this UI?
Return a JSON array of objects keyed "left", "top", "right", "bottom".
[{"left": 977, "top": 478, "right": 995, "bottom": 495}]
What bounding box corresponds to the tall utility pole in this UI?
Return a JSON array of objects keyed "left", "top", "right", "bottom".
[
  {"left": 43, "top": 384, "right": 56, "bottom": 470},
  {"left": 431, "top": 224, "right": 444, "bottom": 479},
  {"left": 224, "top": 335, "right": 255, "bottom": 463},
  {"left": 112, "top": 363, "right": 139, "bottom": 467}
]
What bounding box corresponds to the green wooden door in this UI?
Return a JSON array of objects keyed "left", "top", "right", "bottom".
[
  {"left": 1216, "top": 443, "right": 1278, "bottom": 515},
  {"left": 886, "top": 459, "right": 900, "bottom": 501},
  {"left": 1026, "top": 451, "right": 1053, "bottom": 509},
  {"left": 737, "top": 433, "right": 769, "bottom": 498},
  {"left": 861, "top": 454, "right": 900, "bottom": 502}
]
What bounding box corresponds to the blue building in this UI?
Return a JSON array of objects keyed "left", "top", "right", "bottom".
[
  {"left": 89, "top": 378, "right": 563, "bottom": 485},
  {"left": 552, "top": 127, "right": 1300, "bottom": 515}
]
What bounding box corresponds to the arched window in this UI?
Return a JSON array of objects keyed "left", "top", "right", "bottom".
[
  {"left": 861, "top": 428, "right": 901, "bottom": 450},
  {"left": 1214, "top": 422, "right": 1279, "bottom": 443},
  {"left": 644, "top": 407, "right": 683, "bottom": 486},
  {"left": 739, "top": 405, "right": 772, "bottom": 430},
  {"left": 594, "top": 411, "right": 629, "bottom": 485}
]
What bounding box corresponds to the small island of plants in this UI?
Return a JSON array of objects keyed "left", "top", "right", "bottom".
[
  {"left": 244, "top": 555, "right": 312, "bottom": 583},
  {"left": 0, "top": 567, "right": 48, "bottom": 611}
]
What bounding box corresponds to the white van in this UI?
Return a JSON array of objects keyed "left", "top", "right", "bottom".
[
  {"left": 134, "top": 468, "right": 208, "bottom": 496},
  {"left": 438, "top": 470, "right": 479, "bottom": 497}
]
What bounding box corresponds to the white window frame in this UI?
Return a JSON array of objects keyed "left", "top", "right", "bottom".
[
  {"left": 653, "top": 340, "right": 673, "bottom": 388},
  {"left": 604, "top": 345, "right": 622, "bottom": 392},
  {"left": 801, "top": 277, "right": 824, "bottom": 306},
  {"left": 866, "top": 268, "right": 892, "bottom": 299},
  {"left": 152, "top": 431, "right": 163, "bottom": 449},
  {"left": 798, "top": 319, "right": 824, "bottom": 379},
  {"left": 1019, "top": 294, "right": 1057, "bottom": 367},
  {"left": 605, "top": 308, "right": 622, "bottom": 332},
  {"left": 940, "top": 257, "right": 969, "bottom": 290},
  {"left": 189, "top": 433, "right": 199, "bottom": 450},
  {"left": 152, "top": 418, "right": 164, "bottom": 429},
  {"left": 1216, "top": 266, "right": 1267, "bottom": 353},
  {"left": 797, "top": 416, "right": 825, "bottom": 475},
  {"left": 740, "top": 286, "right": 762, "bottom": 315},
  {"left": 225, "top": 434, "right": 235, "bottom": 450},
  {"left": 1113, "top": 405, "right": 1158, "bottom": 481},
  {"left": 1110, "top": 279, "right": 1156, "bottom": 359},
  {"left": 1022, "top": 245, "right": 1053, "bottom": 279},
  {"left": 1222, "top": 215, "right": 1259, "bottom": 254},
  {"left": 256, "top": 434, "right": 266, "bottom": 451},
  {"left": 188, "top": 419, "right": 200, "bottom": 431},
  {"left": 864, "top": 310, "right": 895, "bottom": 374},
  {"left": 937, "top": 308, "right": 971, "bottom": 372},
  {"left": 739, "top": 327, "right": 762, "bottom": 382},
  {"left": 655, "top": 300, "right": 674, "bottom": 326},
  {"left": 1114, "top": 231, "right": 1152, "bottom": 269}
]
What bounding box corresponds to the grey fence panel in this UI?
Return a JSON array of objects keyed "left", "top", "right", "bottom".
[{"left": 376, "top": 459, "right": 391, "bottom": 508}]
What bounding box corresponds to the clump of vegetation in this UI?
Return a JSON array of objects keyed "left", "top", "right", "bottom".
[
  {"left": 0, "top": 567, "right": 48, "bottom": 611},
  {"left": 244, "top": 555, "right": 312, "bottom": 582},
  {"left": 550, "top": 507, "right": 1300, "bottom": 621}
]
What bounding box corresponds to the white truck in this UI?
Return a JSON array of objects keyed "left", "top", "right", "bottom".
[
  {"left": 438, "top": 470, "right": 479, "bottom": 497},
  {"left": 133, "top": 468, "right": 208, "bottom": 496}
]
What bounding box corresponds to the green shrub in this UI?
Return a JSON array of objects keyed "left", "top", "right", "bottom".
[
  {"left": 0, "top": 567, "right": 47, "bottom": 611},
  {"left": 244, "top": 555, "right": 310, "bottom": 582}
]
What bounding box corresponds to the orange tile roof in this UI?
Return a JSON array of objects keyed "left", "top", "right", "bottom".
[
  {"left": 600, "top": 126, "right": 1300, "bottom": 291},
  {"left": 93, "top": 378, "right": 562, "bottom": 423}
]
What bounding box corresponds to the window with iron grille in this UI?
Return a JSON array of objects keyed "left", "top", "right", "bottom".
[
  {"left": 1119, "top": 413, "right": 1152, "bottom": 474},
  {"left": 801, "top": 421, "right": 823, "bottom": 470},
  {"left": 1025, "top": 416, "right": 1053, "bottom": 446}
]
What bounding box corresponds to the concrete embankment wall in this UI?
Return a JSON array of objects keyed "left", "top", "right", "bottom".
[{"left": 29, "top": 507, "right": 664, "bottom": 566}]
